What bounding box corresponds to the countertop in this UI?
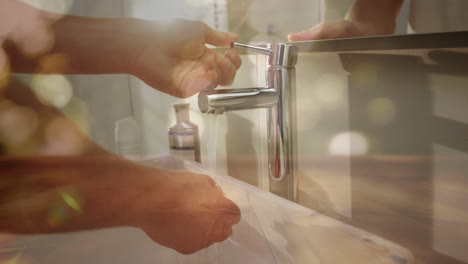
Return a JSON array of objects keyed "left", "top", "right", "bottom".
[{"left": 0, "top": 156, "right": 414, "bottom": 264}]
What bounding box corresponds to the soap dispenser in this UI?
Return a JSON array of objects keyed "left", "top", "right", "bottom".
[{"left": 168, "top": 103, "right": 201, "bottom": 162}]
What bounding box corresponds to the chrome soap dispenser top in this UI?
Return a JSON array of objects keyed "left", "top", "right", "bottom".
[{"left": 198, "top": 42, "right": 299, "bottom": 201}]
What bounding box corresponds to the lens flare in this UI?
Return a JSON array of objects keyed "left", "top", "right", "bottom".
[
  {"left": 328, "top": 132, "right": 369, "bottom": 156},
  {"left": 47, "top": 202, "right": 68, "bottom": 227},
  {"left": 313, "top": 74, "right": 346, "bottom": 110},
  {"left": 367, "top": 97, "right": 397, "bottom": 126},
  {"left": 59, "top": 191, "right": 82, "bottom": 213},
  {"left": 62, "top": 98, "right": 91, "bottom": 135},
  {"left": 31, "top": 74, "right": 73, "bottom": 108},
  {"left": 0, "top": 103, "right": 39, "bottom": 145},
  {"left": 0, "top": 50, "right": 10, "bottom": 92},
  {"left": 353, "top": 63, "right": 379, "bottom": 89},
  {"left": 41, "top": 117, "right": 85, "bottom": 155}
]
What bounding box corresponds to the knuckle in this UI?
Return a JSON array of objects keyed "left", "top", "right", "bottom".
[{"left": 206, "top": 176, "right": 217, "bottom": 186}]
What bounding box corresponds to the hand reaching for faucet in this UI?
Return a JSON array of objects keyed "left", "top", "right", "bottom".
[
  {"left": 288, "top": 20, "right": 379, "bottom": 41},
  {"left": 288, "top": 0, "right": 404, "bottom": 41},
  {"left": 5, "top": 2, "right": 242, "bottom": 98},
  {"left": 128, "top": 19, "right": 243, "bottom": 98}
]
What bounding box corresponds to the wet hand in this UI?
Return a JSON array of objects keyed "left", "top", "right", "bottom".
[{"left": 129, "top": 166, "right": 241, "bottom": 254}]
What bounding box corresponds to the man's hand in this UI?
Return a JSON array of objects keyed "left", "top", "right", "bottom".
[
  {"left": 2, "top": 8, "right": 241, "bottom": 99},
  {"left": 288, "top": 20, "right": 376, "bottom": 41},
  {"left": 127, "top": 19, "right": 242, "bottom": 98},
  {"left": 288, "top": 0, "right": 403, "bottom": 41},
  {"left": 0, "top": 156, "right": 241, "bottom": 255},
  {"left": 131, "top": 166, "right": 241, "bottom": 254}
]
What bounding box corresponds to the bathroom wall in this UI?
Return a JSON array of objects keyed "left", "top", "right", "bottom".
[{"left": 68, "top": 0, "right": 132, "bottom": 153}]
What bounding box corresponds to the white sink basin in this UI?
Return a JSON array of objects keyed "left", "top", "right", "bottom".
[{"left": 0, "top": 156, "right": 413, "bottom": 264}]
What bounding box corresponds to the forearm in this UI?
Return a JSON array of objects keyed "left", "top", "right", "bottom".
[
  {"left": 0, "top": 156, "right": 142, "bottom": 234},
  {"left": 4, "top": 3, "right": 240, "bottom": 98},
  {"left": 48, "top": 16, "right": 138, "bottom": 74},
  {"left": 0, "top": 155, "right": 241, "bottom": 254},
  {"left": 7, "top": 13, "right": 145, "bottom": 75},
  {"left": 348, "top": 0, "right": 404, "bottom": 34}
]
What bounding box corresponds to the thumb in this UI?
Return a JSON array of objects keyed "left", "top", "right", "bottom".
[{"left": 204, "top": 27, "right": 239, "bottom": 47}]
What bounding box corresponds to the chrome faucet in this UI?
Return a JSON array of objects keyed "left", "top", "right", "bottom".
[{"left": 198, "top": 42, "right": 298, "bottom": 201}]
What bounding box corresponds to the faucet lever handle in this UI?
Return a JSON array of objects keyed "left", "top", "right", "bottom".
[{"left": 231, "top": 42, "right": 272, "bottom": 56}]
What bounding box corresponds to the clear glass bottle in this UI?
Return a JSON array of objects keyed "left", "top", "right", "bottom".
[
  {"left": 115, "top": 116, "right": 142, "bottom": 161},
  {"left": 168, "top": 104, "right": 201, "bottom": 162}
]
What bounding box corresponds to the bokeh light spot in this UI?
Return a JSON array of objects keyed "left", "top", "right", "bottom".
[
  {"left": 47, "top": 202, "right": 68, "bottom": 227},
  {"left": 60, "top": 191, "right": 82, "bottom": 213},
  {"left": 62, "top": 98, "right": 91, "bottom": 135},
  {"left": 328, "top": 132, "right": 369, "bottom": 156},
  {"left": 354, "top": 63, "right": 379, "bottom": 89},
  {"left": 367, "top": 97, "right": 397, "bottom": 126},
  {"left": 314, "top": 74, "right": 346, "bottom": 106},
  {"left": 0, "top": 103, "right": 39, "bottom": 145},
  {"left": 41, "top": 117, "right": 85, "bottom": 156},
  {"left": 31, "top": 74, "right": 73, "bottom": 108},
  {"left": 0, "top": 50, "right": 11, "bottom": 92}
]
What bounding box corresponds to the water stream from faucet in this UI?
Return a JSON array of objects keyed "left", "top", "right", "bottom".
[{"left": 206, "top": 113, "right": 221, "bottom": 174}]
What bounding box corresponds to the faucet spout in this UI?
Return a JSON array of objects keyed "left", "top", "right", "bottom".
[{"left": 198, "top": 88, "right": 278, "bottom": 114}]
